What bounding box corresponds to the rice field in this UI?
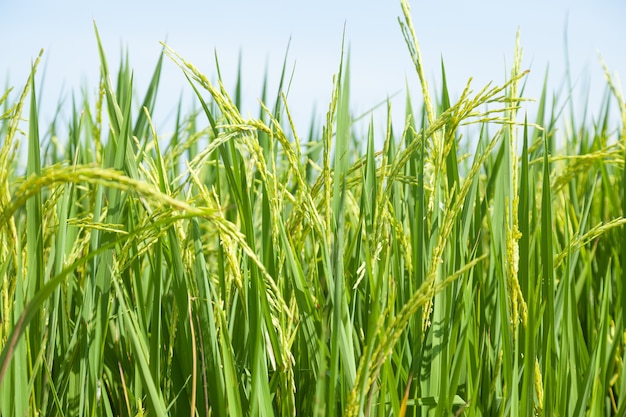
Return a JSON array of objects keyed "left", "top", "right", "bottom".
[{"left": 1, "top": 1, "right": 625, "bottom": 415}]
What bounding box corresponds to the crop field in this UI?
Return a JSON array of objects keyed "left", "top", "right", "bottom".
[{"left": 1, "top": 1, "right": 625, "bottom": 416}]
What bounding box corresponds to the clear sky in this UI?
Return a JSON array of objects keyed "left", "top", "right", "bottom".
[{"left": 1, "top": 0, "right": 625, "bottom": 138}]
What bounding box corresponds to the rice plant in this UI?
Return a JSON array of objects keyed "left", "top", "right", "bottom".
[{"left": 1, "top": 0, "right": 625, "bottom": 415}]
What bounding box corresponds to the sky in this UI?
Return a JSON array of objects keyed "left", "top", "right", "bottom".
[{"left": 1, "top": 0, "right": 625, "bottom": 140}]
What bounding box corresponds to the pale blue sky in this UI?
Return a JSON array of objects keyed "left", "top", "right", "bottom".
[{"left": 1, "top": 1, "right": 624, "bottom": 136}]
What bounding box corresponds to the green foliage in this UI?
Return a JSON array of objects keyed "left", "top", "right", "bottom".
[{"left": 1, "top": 1, "right": 625, "bottom": 415}]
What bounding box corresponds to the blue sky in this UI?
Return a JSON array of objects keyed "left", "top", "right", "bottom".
[{"left": 1, "top": 1, "right": 625, "bottom": 137}]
